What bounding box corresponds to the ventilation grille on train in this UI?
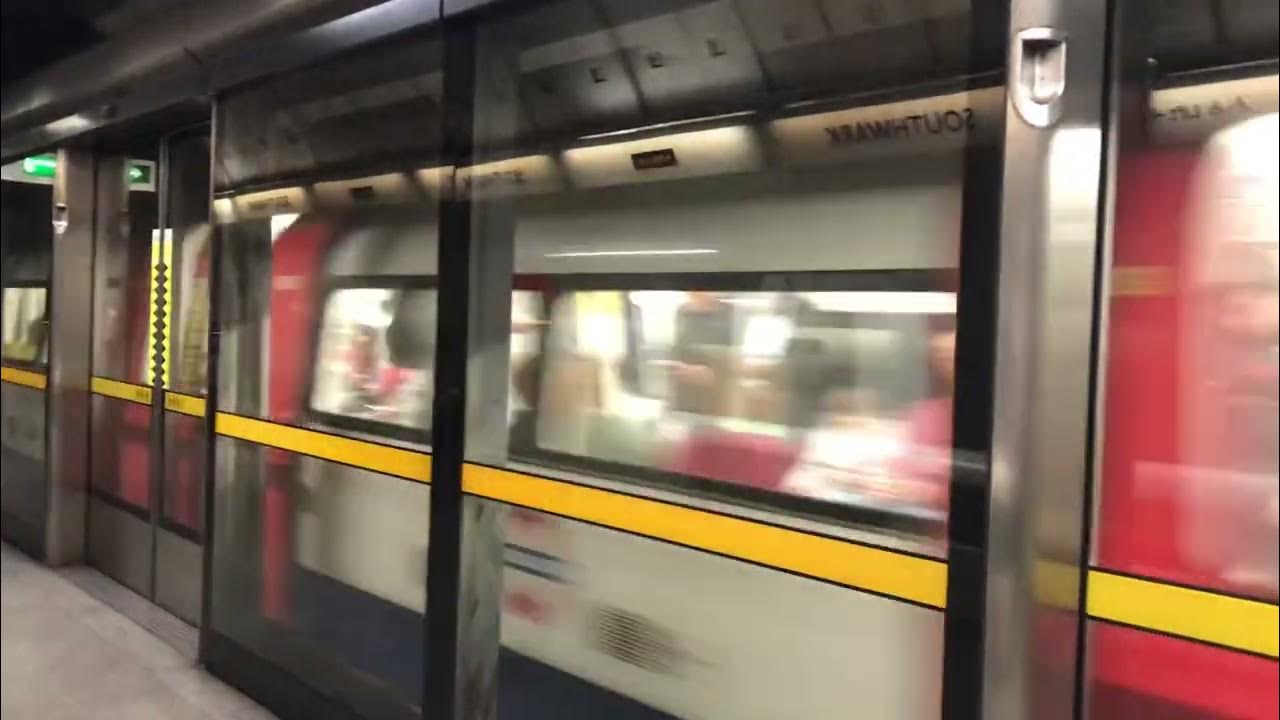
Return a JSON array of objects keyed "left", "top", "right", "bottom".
[{"left": 589, "top": 605, "right": 681, "bottom": 675}]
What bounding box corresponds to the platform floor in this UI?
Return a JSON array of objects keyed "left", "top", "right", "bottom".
[{"left": 1, "top": 542, "right": 276, "bottom": 719}]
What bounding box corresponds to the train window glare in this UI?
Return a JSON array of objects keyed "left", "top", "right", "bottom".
[
  {"left": 525, "top": 289, "right": 954, "bottom": 517},
  {"left": 1098, "top": 110, "right": 1279, "bottom": 601},
  {"left": 271, "top": 213, "right": 299, "bottom": 241},
  {"left": 2, "top": 287, "right": 48, "bottom": 365},
  {"left": 309, "top": 287, "right": 436, "bottom": 432}
]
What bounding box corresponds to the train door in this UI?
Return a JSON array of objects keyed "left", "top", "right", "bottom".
[{"left": 86, "top": 127, "right": 212, "bottom": 625}]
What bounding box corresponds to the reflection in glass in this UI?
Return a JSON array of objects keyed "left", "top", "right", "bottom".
[
  {"left": 1091, "top": 1, "right": 1278, "bottom": 717},
  {"left": 1100, "top": 113, "right": 1278, "bottom": 598},
  {"left": 161, "top": 130, "right": 213, "bottom": 535},
  {"left": 311, "top": 288, "right": 436, "bottom": 431},
  {"left": 1, "top": 287, "right": 48, "bottom": 364},
  {"left": 459, "top": 0, "right": 999, "bottom": 717},
  {"left": 519, "top": 289, "right": 954, "bottom": 522},
  {"left": 90, "top": 151, "right": 160, "bottom": 510}
]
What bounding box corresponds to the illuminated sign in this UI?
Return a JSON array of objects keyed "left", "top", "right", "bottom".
[
  {"left": 128, "top": 163, "right": 152, "bottom": 185},
  {"left": 21, "top": 154, "right": 57, "bottom": 178},
  {"left": 16, "top": 154, "right": 155, "bottom": 190}
]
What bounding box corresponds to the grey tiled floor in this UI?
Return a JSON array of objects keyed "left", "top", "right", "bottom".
[{"left": 1, "top": 543, "right": 276, "bottom": 719}]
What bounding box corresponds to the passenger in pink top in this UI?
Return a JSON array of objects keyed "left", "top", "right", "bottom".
[{"left": 897, "top": 319, "right": 955, "bottom": 511}]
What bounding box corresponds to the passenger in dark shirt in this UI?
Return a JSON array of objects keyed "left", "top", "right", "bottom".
[
  {"left": 509, "top": 353, "right": 543, "bottom": 455},
  {"left": 669, "top": 292, "right": 735, "bottom": 415}
]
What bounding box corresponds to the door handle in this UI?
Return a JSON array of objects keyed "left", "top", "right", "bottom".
[
  {"left": 52, "top": 203, "right": 69, "bottom": 235},
  {"left": 1011, "top": 27, "right": 1068, "bottom": 128}
]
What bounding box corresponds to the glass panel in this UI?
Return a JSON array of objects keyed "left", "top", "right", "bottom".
[
  {"left": 0, "top": 381, "right": 47, "bottom": 553},
  {"left": 166, "top": 130, "right": 213, "bottom": 395},
  {"left": 163, "top": 411, "right": 205, "bottom": 533},
  {"left": 93, "top": 153, "right": 160, "bottom": 384},
  {"left": 1090, "top": 0, "right": 1277, "bottom": 717},
  {"left": 2, "top": 287, "right": 48, "bottom": 364},
  {"left": 91, "top": 149, "right": 160, "bottom": 510},
  {"left": 210, "top": 26, "right": 443, "bottom": 715},
  {"left": 211, "top": 437, "right": 428, "bottom": 713},
  {"left": 1, "top": 171, "right": 53, "bottom": 558},
  {"left": 0, "top": 178, "right": 53, "bottom": 286},
  {"left": 162, "top": 130, "right": 212, "bottom": 535},
  {"left": 462, "top": 0, "right": 1005, "bottom": 717},
  {"left": 90, "top": 394, "right": 153, "bottom": 510}
]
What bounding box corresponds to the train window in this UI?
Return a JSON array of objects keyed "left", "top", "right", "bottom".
[
  {"left": 523, "top": 288, "right": 953, "bottom": 514},
  {"left": 309, "top": 287, "right": 437, "bottom": 434},
  {"left": 2, "top": 286, "right": 48, "bottom": 365}
]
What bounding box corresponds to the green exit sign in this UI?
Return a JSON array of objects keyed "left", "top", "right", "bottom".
[
  {"left": 18, "top": 154, "right": 154, "bottom": 189},
  {"left": 21, "top": 154, "right": 57, "bottom": 178},
  {"left": 128, "top": 163, "right": 152, "bottom": 184}
]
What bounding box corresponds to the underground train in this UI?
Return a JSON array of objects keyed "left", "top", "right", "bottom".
[
  {"left": 206, "top": 74, "right": 1272, "bottom": 720},
  {"left": 215, "top": 111, "right": 966, "bottom": 719},
  {"left": 1, "top": 0, "right": 1276, "bottom": 719}
]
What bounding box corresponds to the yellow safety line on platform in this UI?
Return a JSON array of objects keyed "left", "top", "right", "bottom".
[
  {"left": 1, "top": 366, "right": 47, "bottom": 390},
  {"left": 463, "top": 463, "right": 947, "bottom": 608},
  {"left": 1088, "top": 569, "right": 1279, "bottom": 657},
  {"left": 215, "top": 412, "right": 431, "bottom": 484},
  {"left": 91, "top": 376, "right": 152, "bottom": 405}
]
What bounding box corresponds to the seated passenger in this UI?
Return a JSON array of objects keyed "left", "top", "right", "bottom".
[
  {"left": 509, "top": 353, "right": 543, "bottom": 455},
  {"left": 781, "top": 387, "right": 902, "bottom": 503},
  {"left": 664, "top": 354, "right": 799, "bottom": 492}
]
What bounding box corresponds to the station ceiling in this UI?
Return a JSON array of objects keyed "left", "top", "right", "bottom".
[{"left": 0, "top": 0, "right": 185, "bottom": 87}]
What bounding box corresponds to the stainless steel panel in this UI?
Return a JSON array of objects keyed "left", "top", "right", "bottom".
[
  {"left": 45, "top": 148, "right": 95, "bottom": 567},
  {"left": 88, "top": 497, "right": 153, "bottom": 597},
  {"left": 984, "top": 0, "right": 1109, "bottom": 718},
  {"left": 155, "top": 528, "right": 202, "bottom": 625}
]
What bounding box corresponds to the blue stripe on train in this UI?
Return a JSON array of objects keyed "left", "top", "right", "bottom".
[{"left": 293, "top": 568, "right": 676, "bottom": 720}]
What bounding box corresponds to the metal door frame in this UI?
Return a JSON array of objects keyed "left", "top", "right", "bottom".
[{"left": 983, "top": 0, "right": 1112, "bottom": 718}]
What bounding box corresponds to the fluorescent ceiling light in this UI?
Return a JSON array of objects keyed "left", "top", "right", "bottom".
[
  {"left": 544, "top": 249, "right": 719, "bottom": 258},
  {"left": 576, "top": 111, "right": 755, "bottom": 141}
]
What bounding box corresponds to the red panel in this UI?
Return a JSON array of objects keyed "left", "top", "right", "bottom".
[
  {"left": 262, "top": 218, "right": 340, "bottom": 620},
  {"left": 1097, "top": 147, "right": 1198, "bottom": 583},
  {"left": 1096, "top": 142, "right": 1278, "bottom": 717},
  {"left": 1090, "top": 622, "right": 1278, "bottom": 720}
]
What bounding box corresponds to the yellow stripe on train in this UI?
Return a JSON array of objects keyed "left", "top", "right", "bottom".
[
  {"left": 1088, "top": 569, "right": 1279, "bottom": 657},
  {"left": 463, "top": 463, "right": 948, "bottom": 609}
]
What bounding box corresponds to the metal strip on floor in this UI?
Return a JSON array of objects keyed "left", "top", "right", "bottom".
[{"left": 58, "top": 565, "right": 198, "bottom": 661}]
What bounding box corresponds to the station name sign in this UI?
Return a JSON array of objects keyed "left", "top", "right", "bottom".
[{"left": 823, "top": 108, "right": 977, "bottom": 146}]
